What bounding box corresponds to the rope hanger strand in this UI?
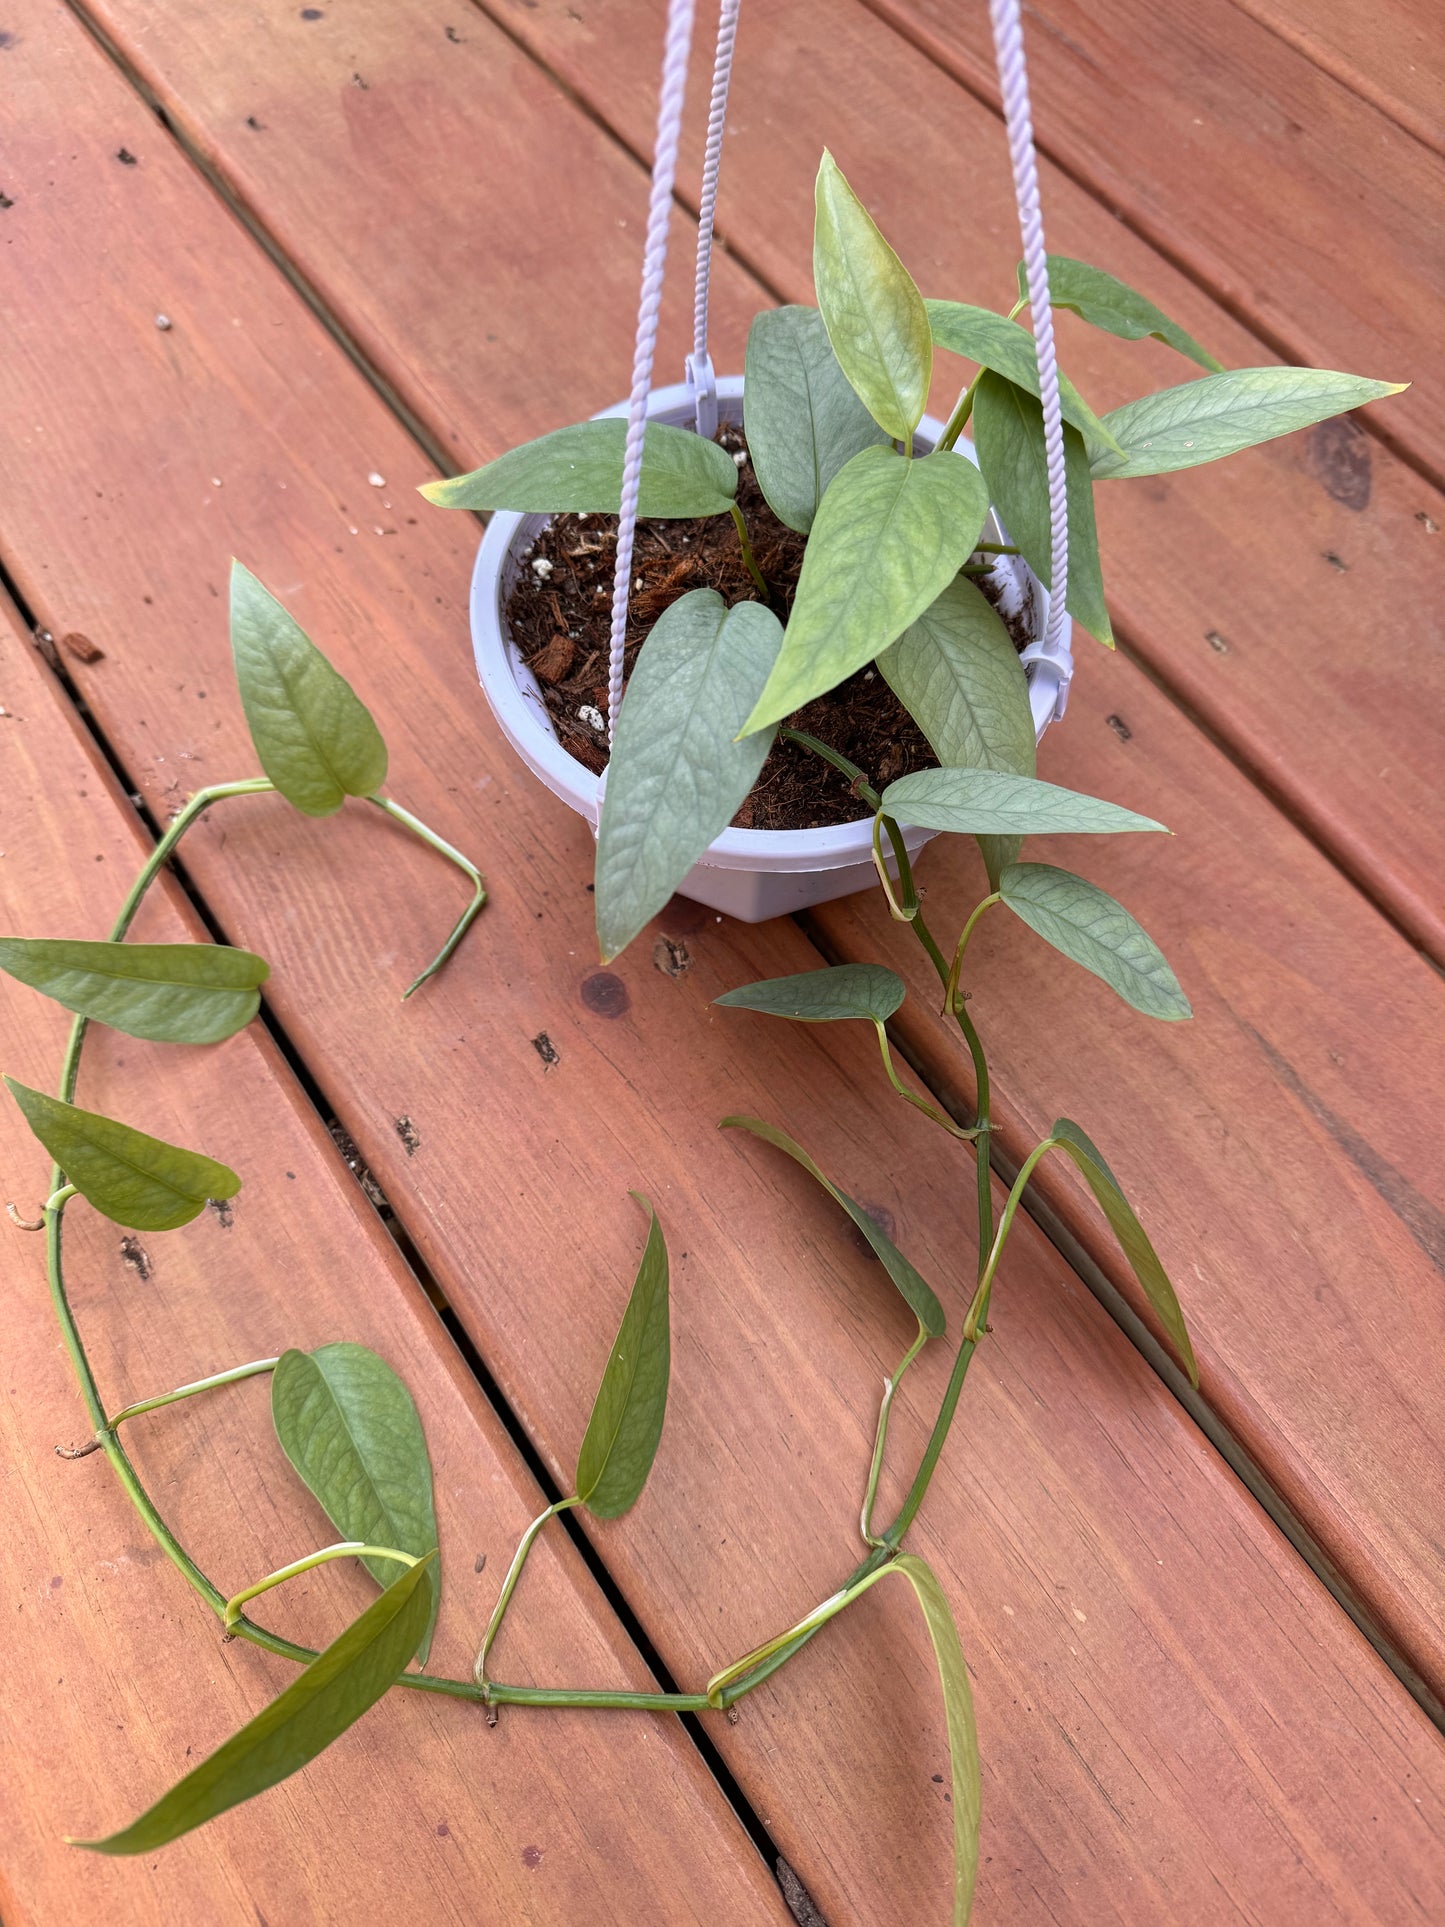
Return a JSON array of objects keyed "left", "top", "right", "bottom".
[{"left": 607, "top": 0, "right": 1071, "bottom": 744}]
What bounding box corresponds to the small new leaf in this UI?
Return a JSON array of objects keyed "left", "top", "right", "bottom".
[
  {"left": 715, "top": 963, "right": 905, "bottom": 1026},
  {"left": 880, "top": 769, "right": 1168, "bottom": 838},
  {"left": 272, "top": 1344, "right": 441, "bottom": 1666},
  {"left": 1000, "top": 863, "right": 1191, "bottom": 1021},
  {"left": 575, "top": 1196, "right": 670, "bottom": 1519},
  {"left": 595, "top": 591, "right": 783, "bottom": 962},
  {"left": 1092, "top": 368, "right": 1406, "bottom": 479},
  {"left": 721, "top": 1117, "right": 943, "bottom": 1335},
  {"left": 1024, "top": 256, "right": 1222, "bottom": 373},
  {"left": 926, "top": 299, "right": 1121, "bottom": 457},
  {"left": 814, "top": 151, "right": 932, "bottom": 440},
  {"left": 744, "top": 306, "right": 890, "bottom": 533},
  {"left": 230, "top": 562, "right": 388, "bottom": 816},
  {"left": 4, "top": 1078, "right": 239, "bottom": 1230},
  {"left": 72, "top": 1555, "right": 435, "bottom": 1854},
  {"left": 742, "top": 446, "right": 989, "bottom": 734},
  {"left": 1050, "top": 1119, "right": 1198, "bottom": 1385},
  {"left": 419, "top": 419, "right": 739, "bottom": 518},
  {"left": 889, "top": 1555, "right": 982, "bottom": 1926},
  {"left": 0, "top": 937, "right": 268, "bottom": 1045},
  {"left": 971, "top": 372, "right": 1113, "bottom": 645}
]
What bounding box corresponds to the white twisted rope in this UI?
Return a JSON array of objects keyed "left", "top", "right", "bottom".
[
  {"left": 988, "top": 0, "right": 1070, "bottom": 662},
  {"left": 605, "top": 0, "right": 697, "bottom": 745},
  {"left": 687, "top": 0, "right": 742, "bottom": 438}
]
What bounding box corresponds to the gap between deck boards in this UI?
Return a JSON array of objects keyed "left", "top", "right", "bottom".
[{"left": 46, "top": 0, "right": 1445, "bottom": 1747}]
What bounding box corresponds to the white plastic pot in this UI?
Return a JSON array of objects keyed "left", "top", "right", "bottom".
[{"left": 468, "top": 376, "right": 1072, "bottom": 923}]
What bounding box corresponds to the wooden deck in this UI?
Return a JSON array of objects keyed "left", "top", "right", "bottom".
[{"left": 2, "top": 0, "right": 1442, "bottom": 1920}]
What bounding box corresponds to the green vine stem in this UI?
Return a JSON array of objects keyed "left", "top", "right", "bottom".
[{"left": 224, "top": 1543, "right": 419, "bottom": 1630}]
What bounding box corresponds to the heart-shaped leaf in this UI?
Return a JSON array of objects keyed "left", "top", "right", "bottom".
[
  {"left": 4, "top": 1078, "right": 239, "bottom": 1230},
  {"left": 576, "top": 1196, "right": 670, "bottom": 1518},
  {"left": 230, "top": 562, "right": 388, "bottom": 817},
  {"left": 744, "top": 305, "right": 890, "bottom": 533},
  {"left": 1000, "top": 862, "right": 1191, "bottom": 1020},
  {"left": 971, "top": 372, "right": 1112, "bottom": 646},
  {"left": 722, "top": 1116, "right": 943, "bottom": 1335},
  {"left": 419, "top": 419, "right": 739, "bottom": 518},
  {"left": 0, "top": 937, "right": 269, "bottom": 1045},
  {"left": 1091, "top": 368, "right": 1405, "bottom": 478},
  {"left": 925, "top": 300, "right": 1120, "bottom": 458},
  {"left": 881, "top": 769, "right": 1168, "bottom": 838},
  {"left": 271, "top": 1344, "right": 441, "bottom": 1666},
  {"left": 878, "top": 576, "right": 1035, "bottom": 780},
  {"left": 73, "top": 1554, "right": 435, "bottom": 1854},
  {"left": 595, "top": 591, "right": 783, "bottom": 963},
  {"left": 715, "top": 963, "right": 905, "bottom": 1026},
  {"left": 743, "top": 446, "right": 989, "bottom": 735},
  {"left": 888, "top": 1554, "right": 981, "bottom": 1926},
  {"left": 1022, "top": 255, "right": 1222, "bottom": 373},
  {"left": 813, "top": 151, "right": 932, "bottom": 440},
  {"left": 1049, "top": 1119, "right": 1198, "bottom": 1385}
]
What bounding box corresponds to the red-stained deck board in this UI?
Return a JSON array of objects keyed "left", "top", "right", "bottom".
[
  {"left": 3, "top": 6, "right": 1445, "bottom": 1923},
  {"left": 0, "top": 598, "right": 788, "bottom": 1926}
]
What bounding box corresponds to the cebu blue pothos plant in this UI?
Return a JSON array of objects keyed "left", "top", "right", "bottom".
[{"left": 425, "top": 150, "right": 1402, "bottom": 967}]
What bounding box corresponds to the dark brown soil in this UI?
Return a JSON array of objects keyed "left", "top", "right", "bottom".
[{"left": 503, "top": 427, "right": 945, "bottom": 830}]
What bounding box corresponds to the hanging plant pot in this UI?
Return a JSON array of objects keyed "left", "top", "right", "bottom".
[{"left": 468, "top": 376, "right": 1070, "bottom": 924}]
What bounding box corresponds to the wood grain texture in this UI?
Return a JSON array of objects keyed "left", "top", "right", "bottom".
[
  {"left": 0, "top": 607, "right": 788, "bottom": 1923},
  {"left": 353, "top": 0, "right": 1445, "bottom": 965},
  {"left": 4, "top": 8, "right": 1445, "bottom": 1921},
  {"left": 872, "top": 0, "right": 1444, "bottom": 478},
  {"left": 1228, "top": 0, "right": 1445, "bottom": 157}
]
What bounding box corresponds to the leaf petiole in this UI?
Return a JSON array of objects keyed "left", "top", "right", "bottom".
[
  {"left": 728, "top": 502, "right": 772, "bottom": 602},
  {"left": 364, "top": 795, "right": 487, "bottom": 997},
  {"left": 107, "top": 1357, "right": 279, "bottom": 1433},
  {"left": 474, "top": 1496, "right": 580, "bottom": 1690},
  {"left": 873, "top": 1020, "right": 979, "bottom": 1142},
  {"left": 861, "top": 1322, "right": 928, "bottom": 1546},
  {"left": 223, "top": 1542, "right": 420, "bottom": 1631},
  {"left": 944, "top": 894, "right": 1002, "bottom": 1016}
]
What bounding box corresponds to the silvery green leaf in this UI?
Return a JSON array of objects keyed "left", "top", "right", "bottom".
[
  {"left": 73, "top": 1556, "right": 435, "bottom": 1854},
  {"left": 925, "top": 299, "right": 1120, "bottom": 458},
  {"left": 877, "top": 576, "right": 1035, "bottom": 779},
  {"left": 271, "top": 1344, "right": 440, "bottom": 1666},
  {"left": 744, "top": 306, "right": 889, "bottom": 533},
  {"left": 813, "top": 151, "right": 932, "bottom": 440},
  {"left": 0, "top": 937, "right": 268, "bottom": 1045},
  {"left": 1092, "top": 368, "right": 1406, "bottom": 478},
  {"left": 419, "top": 418, "right": 738, "bottom": 517},
  {"left": 1022, "top": 255, "right": 1222, "bottom": 372},
  {"left": 881, "top": 768, "right": 1168, "bottom": 838},
  {"left": 1050, "top": 1118, "right": 1198, "bottom": 1385},
  {"left": 971, "top": 372, "right": 1112, "bottom": 645},
  {"left": 721, "top": 1116, "right": 943, "bottom": 1335},
  {"left": 595, "top": 591, "right": 783, "bottom": 963},
  {"left": 742, "top": 446, "right": 989, "bottom": 734},
  {"left": 575, "top": 1197, "right": 670, "bottom": 1519},
  {"left": 715, "top": 963, "right": 904, "bottom": 1025},
  {"left": 1000, "top": 862, "right": 1191, "bottom": 1021},
  {"left": 230, "top": 562, "right": 388, "bottom": 817},
  {"left": 4, "top": 1077, "right": 239, "bottom": 1231}
]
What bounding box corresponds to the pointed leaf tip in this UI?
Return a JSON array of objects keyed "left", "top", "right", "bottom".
[
  {"left": 575, "top": 1200, "right": 671, "bottom": 1518},
  {"left": 229, "top": 561, "right": 387, "bottom": 816}
]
